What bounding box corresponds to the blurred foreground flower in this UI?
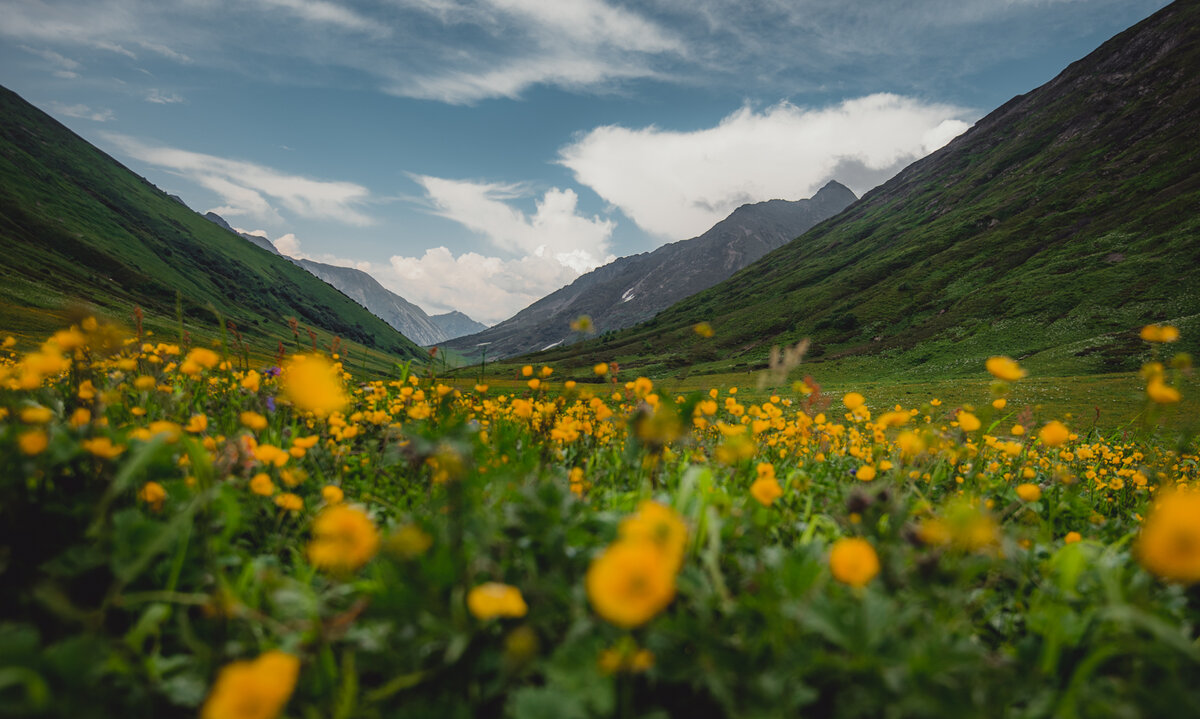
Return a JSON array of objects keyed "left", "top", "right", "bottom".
[
  {"left": 201, "top": 650, "right": 299, "bottom": 719},
  {"left": 1138, "top": 490, "right": 1200, "bottom": 584},
  {"left": 308, "top": 505, "right": 379, "bottom": 573},
  {"left": 468, "top": 583, "right": 528, "bottom": 621}
]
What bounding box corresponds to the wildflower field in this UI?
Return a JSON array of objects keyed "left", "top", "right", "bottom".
[{"left": 1, "top": 318, "right": 1198, "bottom": 718}]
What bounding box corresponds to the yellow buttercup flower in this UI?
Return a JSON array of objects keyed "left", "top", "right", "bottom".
[
  {"left": 750, "top": 475, "right": 783, "bottom": 506},
  {"left": 308, "top": 505, "right": 379, "bottom": 573},
  {"left": 1138, "top": 490, "right": 1200, "bottom": 584},
  {"left": 467, "top": 583, "right": 528, "bottom": 621},
  {"left": 957, "top": 411, "right": 981, "bottom": 432},
  {"left": 138, "top": 481, "right": 167, "bottom": 512},
  {"left": 201, "top": 650, "right": 299, "bottom": 719},
  {"left": 249, "top": 473, "right": 276, "bottom": 497},
  {"left": 1140, "top": 324, "right": 1180, "bottom": 343},
  {"left": 593, "top": 362, "right": 609, "bottom": 376},
  {"left": 842, "top": 392, "right": 865, "bottom": 411},
  {"left": 240, "top": 411, "right": 268, "bottom": 431},
  {"left": 19, "top": 405, "right": 54, "bottom": 424},
  {"left": 829, "top": 537, "right": 880, "bottom": 588},
  {"left": 586, "top": 540, "right": 676, "bottom": 628},
  {"left": 82, "top": 437, "right": 125, "bottom": 459},
  {"left": 1015, "top": 483, "right": 1042, "bottom": 502},
  {"left": 281, "top": 355, "right": 348, "bottom": 417},
  {"left": 856, "top": 465, "right": 877, "bottom": 481},
  {"left": 1039, "top": 421, "right": 1070, "bottom": 447},
  {"left": 1146, "top": 377, "right": 1181, "bottom": 404},
  {"left": 618, "top": 500, "right": 687, "bottom": 571},
  {"left": 321, "top": 485, "right": 344, "bottom": 504},
  {"left": 274, "top": 493, "right": 303, "bottom": 512},
  {"left": 17, "top": 429, "right": 48, "bottom": 456},
  {"left": 986, "top": 356, "right": 1026, "bottom": 381}
]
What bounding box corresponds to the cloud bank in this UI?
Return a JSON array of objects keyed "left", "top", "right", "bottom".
[
  {"left": 559, "top": 95, "right": 972, "bottom": 239},
  {"left": 383, "top": 176, "right": 617, "bottom": 323},
  {"left": 101, "top": 133, "right": 374, "bottom": 226}
]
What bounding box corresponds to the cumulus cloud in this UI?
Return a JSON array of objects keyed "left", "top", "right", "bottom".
[
  {"left": 267, "top": 232, "right": 373, "bottom": 271},
  {"left": 371, "top": 176, "right": 619, "bottom": 322},
  {"left": 414, "top": 176, "right": 615, "bottom": 265},
  {"left": 48, "top": 102, "right": 115, "bottom": 122},
  {"left": 381, "top": 247, "right": 584, "bottom": 325},
  {"left": 558, "top": 95, "right": 972, "bottom": 239},
  {"left": 100, "top": 133, "right": 374, "bottom": 226}
]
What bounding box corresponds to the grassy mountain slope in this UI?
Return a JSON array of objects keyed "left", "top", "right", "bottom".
[
  {"left": 535, "top": 0, "right": 1200, "bottom": 381},
  {"left": 0, "top": 85, "right": 425, "bottom": 368}
]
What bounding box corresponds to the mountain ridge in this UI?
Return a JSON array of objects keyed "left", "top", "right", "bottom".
[
  {"left": 534, "top": 0, "right": 1200, "bottom": 379},
  {"left": 443, "top": 180, "right": 857, "bottom": 358}
]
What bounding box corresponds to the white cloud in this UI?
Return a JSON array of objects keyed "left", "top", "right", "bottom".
[
  {"left": 371, "top": 176, "right": 619, "bottom": 322},
  {"left": 267, "top": 232, "right": 374, "bottom": 271},
  {"left": 382, "top": 247, "right": 585, "bottom": 325},
  {"left": 100, "top": 133, "right": 374, "bottom": 226},
  {"left": 414, "top": 176, "right": 615, "bottom": 266},
  {"left": 145, "top": 89, "right": 184, "bottom": 104},
  {"left": 256, "top": 0, "right": 381, "bottom": 34},
  {"left": 558, "top": 94, "right": 972, "bottom": 239},
  {"left": 48, "top": 102, "right": 115, "bottom": 122}
]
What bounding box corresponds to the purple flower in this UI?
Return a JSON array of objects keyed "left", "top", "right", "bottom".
[{"left": 265, "top": 396, "right": 276, "bottom": 412}]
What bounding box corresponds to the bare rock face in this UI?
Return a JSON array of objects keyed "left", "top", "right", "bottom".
[{"left": 442, "top": 181, "right": 857, "bottom": 359}]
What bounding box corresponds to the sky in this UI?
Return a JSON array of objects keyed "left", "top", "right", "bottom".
[{"left": 0, "top": 0, "right": 1172, "bottom": 325}]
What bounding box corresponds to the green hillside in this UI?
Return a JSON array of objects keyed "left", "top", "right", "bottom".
[
  {"left": 0, "top": 85, "right": 425, "bottom": 370},
  {"left": 534, "top": 0, "right": 1200, "bottom": 381}
]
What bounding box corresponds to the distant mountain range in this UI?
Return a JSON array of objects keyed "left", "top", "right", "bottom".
[
  {"left": 198, "top": 213, "right": 486, "bottom": 345},
  {"left": 443, "top": 181, "right": 857, "bottom": 359},
  {"left": 538, "top": 0, "right": 1200, "bottom": 379},
  {"left": 0, "top": 84, "right": 426, "bottom": 367}
]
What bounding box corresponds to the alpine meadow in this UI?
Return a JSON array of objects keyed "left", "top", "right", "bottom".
[{"left": 2, "top": 2, "right": 1200, "bottom": 719}]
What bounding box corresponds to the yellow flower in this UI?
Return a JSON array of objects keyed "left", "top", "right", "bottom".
[
  {"left": 842, "top": 392, "right": 865, "bottom": 411},
  {"left": 1011, "top": 424, "right": 1025, "bottom": 436},
  {"left": 138, "top": 481, "right": 167, "bottom": 512},
  {"left": 829, "top": 537, "right": 880, "bottom": 588},
  {"left": 521, "top": 365, "right": 533, "bottom": 377},
  {"left": 241, "top": 369, "right": 261, "bottom": 393},
  {"left": 18, "top": 429, "right": 48, "bottom": 456},
  {"left": 69, "top": 408, "right": 91, "bottom": 428},
  {"left": 1140, "top": 324, "right": 1180, "bottom": 343},
  {"left": 321, "top": 485, "right": 344, "bottom": 504},
  {"left": 876, "top": 410, "right": 909, "bottom": 428},
  {"left": 274, "top": 493, "right": 303, "bottom": 512},
  {"left": 253, "top": 444, "right": 289, "bottom": 467},
  {"left": 19, "top": 405, "right": 54, "bottom": 424},
  {"left": 957, "top": 411, "right": 981, "bottom": 432},
  {"left": 593, "top": 362, "right": 610, "bottom": 376},
  {"left": 200, "top": 650, "right": 299, "bottom": 719},
  {"left": 1064, "top": 531, "right": 1083, "bottom": 544},
  {"left": 750, "top": 475, "right": 783, "bottom": 506},
  {"left": 986, "top": 356, "right": 1026, "bottom": 381},
  {"left": 1147, "top": 377, "right": 1181, "bottom": 404},
  {"left": 992, "top": 398, "right": 1007, "bottom": 410},
  {"left": 856, "top": 465, "right": 877, "bottom": 482},
  {"left": 693, "top": 322, "right": 714, "bottom": 338},
  {"left": 586, "top": 540, "right": 676, "bottom": 628},
  {"left": 1015, "top": 483, "right": 1042, "bottom": 502},
  {"left": 618, "top": 500, "right": 687, "bottom": 571},
  {"left": 185, "top": 413, "right": 209, "bottom": 433},
  {"left": 281, "top": 355, "right": 348, "bottom": 417},
  {"left": 240, "top": 411, "right": 268, "bottom": 431},
  {"left": 570, "top": 315, "right": 594, "bottom": 332},
  {"left": 308, "top": 505, "right": 379, "bottom": 572},
  {"left": 527, "top": 378, "right": 541, "bottom": 391},
  {"left": 180, "top": 347, "right": 221, "bottom": 376},
  {"left": 1039, "top": 421, "right": 1070, "bottom": 447},
  {"left": 387, "top": 524, "right": 432, "bottom": 559},
  {"left": 249, "top": 473, "right": 275, "bottom": 496},
  {"left": 82, "top": 437, "right": 125, "bottom": 459},
  {"left": 1138, "top": 490, "right": 1200, "bottom": 584},
  {"left": 467, "top": 583, "right": 528, "bottom": 620}
]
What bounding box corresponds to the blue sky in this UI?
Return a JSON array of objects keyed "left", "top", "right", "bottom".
[{"left": 0, "top": 0, "right": 1171, "bottom": 324}]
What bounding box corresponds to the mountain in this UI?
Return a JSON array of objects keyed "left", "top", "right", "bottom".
[
  {"left": 293, "top": 258, "right": 452, "bottom": 346},
  {"left": 536, "top": 0, "right": 1200, "bottom": 379},
  {"left": 442, "top": 181, "right": 857, "bottom": 359},
  {"left": 431, "top": 311, "right": 488, "bottom": 341},
  {"left": 202, "top": 212, "right": 281, "bottom": 256},
  {"left": 0, "top": 85, "right": 426, "bottom": 366}
]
